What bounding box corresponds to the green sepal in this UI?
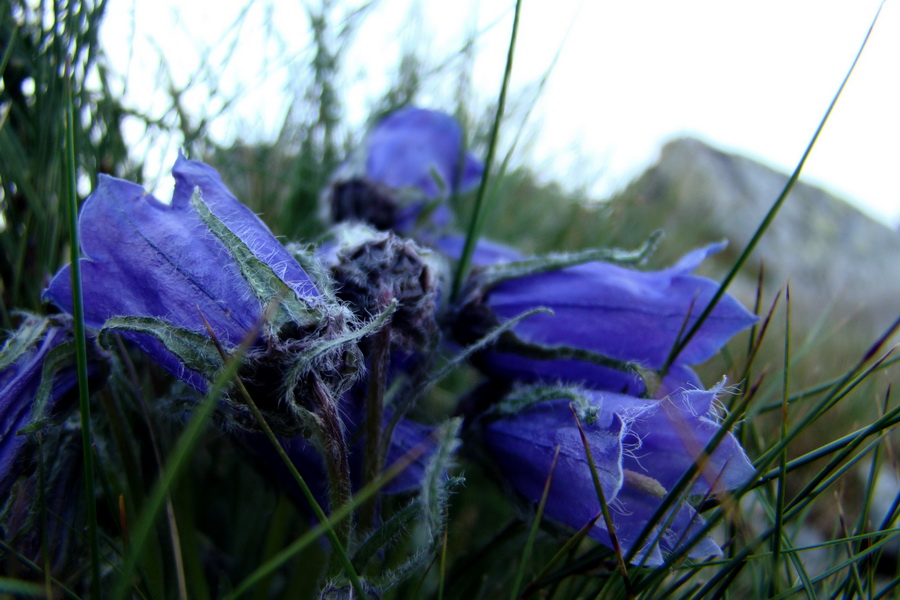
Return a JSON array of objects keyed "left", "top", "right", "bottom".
[
  {"left": 363, "top": 419, "right": 464, "bottom": 591},
  {"left": 286, "top": 241, "right": 338, "bottom": 300},
  {"left": 189, "top": 187, "right": 326, "bottom": 333},
  {"left": 0, "top": 313, "right": 51, "bottom": 371},
  {"left": 16, "top": 340, "right": 82, "bottom": 436},
  {"left": 283, "top": 300, "right": 399, "bottom": 406},
  {"left": 469, "top": 230, "right": 662, "bottom": 295},
  {"left": 489, "top": 383, "right": 599, "bottom": 423},
  {"left": 419, "top": 418, "right": 463, "bottom": 540},
  {"left": 99, "top": 315, "right": 225, "bottom": 381},
  {"left": 493, "top": 327, "right": 650, "bottom": 392},
  {"left": 352, "top": 498, "right": 420, "bottom": 572}
]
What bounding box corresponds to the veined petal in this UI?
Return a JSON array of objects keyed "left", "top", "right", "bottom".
[
  {"left": 609, "top": 486, "right": 723, "bottom": 566},
  {"left": 171, "top": 156, "right": 320, "bottom": 302},
  {"left": 46, "top": 156, "right": 317, "bottom": 341},
  {"left": 43, "top": 156, "right": 322, "bottom": 389},
  {"left": 483, "top": 384, "right": 753, "bottom": 565}
]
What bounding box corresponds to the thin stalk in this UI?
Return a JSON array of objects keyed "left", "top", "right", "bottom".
[
  {"left": 362, "top": 321, "right": 391, "bottom": 529},
  {"left": 197, "top": 311, "right": 365, "bottom": 596},
  {"left": 64, "top": 56, "right": 101, "bottom": 598},
  {"left": 451, "top": 0, "right": 522, "bottom": 300},
  {"left": 697, "top": 432, "right": 891, "bottom": 598},
  {"left": 314, "top": 377, "right": 355, "bottom": 553},
  {"left": 438, "top": 528, "right": 449, "bottom": 600},
  {"left": 511, "top": 445, "right": 561, "bottom": 600},
  {"left": 519, "top": 513, "right": 600, "bottom": 600},
  {"left": 568, "top": 405, "right": 631, "bottom": 598},
  {"left": 224, "top": 440, "right": 429, "bottom": 600},
  {"left": 36, "top": 438, "right": 51, "bottom": 598},
  {"left": 772, "top": 287, "right": 791, "bottom": 593}
]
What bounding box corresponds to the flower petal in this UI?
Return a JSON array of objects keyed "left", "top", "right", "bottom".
[
  {"left": 366, "top": 108, "right": 482, "bottom": 199},
  {"left": 608, "top": 485, "right": 723, "bottom": 566},
  {"left": 484, "top": 398, "right": 625, "bottom": 546},
  {"left": 436, "top": 235, "right": 525, "bottom": 267},
  {"left": 0, "top": 320, "right": 105, "bottom": 499},
  {"left": 479, "top": 244, "right": 757, "bottom": 392},
  {"left": 43, "top": 156, "right": 319, "bottom": 388}
]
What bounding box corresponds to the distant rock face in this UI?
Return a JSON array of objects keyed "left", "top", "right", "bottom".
[{"left": 625, "top": 137, "right": 900, "bottom": 341}]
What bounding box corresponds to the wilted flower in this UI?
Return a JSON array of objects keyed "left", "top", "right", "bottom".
[
  {"left": 483, "top": 382, "right": 754, "bottom": 565},
  {"left": 453, "top": 243, "right": 758, "bottom": 396},
  {"left": 324, "top": 107, "right": 483, "bottom": 237},
  {"left": 327, "top": 224, "right": 440, "bottom": 352},
  {"left": 43, "top": 155, "right": 357, "bottom": 435}
]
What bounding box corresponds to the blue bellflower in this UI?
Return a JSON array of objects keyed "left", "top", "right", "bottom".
[
  {"left": 484, "top": 382, "right": 754, "bottom": 565},
  {"left": 1, "top": 319, "right": 78, "bottom": 499},
  {"left": 44, "top": 155, "right": 326, "bottom": 393},
  {"left": 41, "top": 156, "right": 430, "bottom": 501},
  {"left": 484, "top": 393, "right": 626, "bottom": 543},
  {"left": 456, "top": 243, "right": 758, "bottom": 396},
  {"left": 326, "top": 107, "right": 483, "bottom": 236}
]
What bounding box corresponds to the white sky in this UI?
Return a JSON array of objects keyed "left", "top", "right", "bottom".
[{"left": 101, "top": 0, "right": 899, "bottom": 226}]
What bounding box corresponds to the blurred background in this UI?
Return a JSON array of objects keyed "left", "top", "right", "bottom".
[{"left": 96, "top": 0, "right": 900, "bottom": 224}]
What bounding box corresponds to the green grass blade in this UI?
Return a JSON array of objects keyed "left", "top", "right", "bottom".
[
  {"left": 771, "top": 287, "right": 791, "bottom": 594},
  {"left": 110, "top": 333, "right": 254, "bottom": 600},
  {"left": 568, "top": 404, "right": 631, "bottom": 595},
  {"left": 219, "top": 359, "right": 366, "bottom": 597},
  {"left": 661, "top": 0, "right": 887, "bottom": 376},
  {"left": 223, "top": 443, "right": 425, "bottom": 600},
  {"left": 0, "top": 577, "right": 46, "bottom": 598},
  {"left": 63, "top": 56, "right": 101, "bottom": 598},
  {"left": 510, "top": 445, "right": 561, "bottom": 600},
  {"left": 438, "top": 528, "right": 449, "bottom": 600},
  {"left": 451, "top": 0, "right": 522, "bottom": 300}
]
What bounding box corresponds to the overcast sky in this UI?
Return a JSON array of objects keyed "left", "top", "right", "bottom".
[{"left": 101, "top": 0, "right": 899, "bottom": 225}]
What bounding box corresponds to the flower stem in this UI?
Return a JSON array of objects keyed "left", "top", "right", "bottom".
[
  {"left": 314, "top": 377, "right": 354, "bottom": 559},
  {"left": 362, "top": 321, "right": 391, "bottom": 530}
]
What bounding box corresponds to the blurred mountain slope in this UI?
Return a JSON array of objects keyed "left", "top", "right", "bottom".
[{"left": 610, "top": 137, "right": 900, "bottom": 341}]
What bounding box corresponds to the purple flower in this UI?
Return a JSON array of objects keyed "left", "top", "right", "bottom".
[
  {"left": 0, "top": 317, "right": 108, "bottom": 574},
  {"left": 483, "top": 382, "right": 754, "bottom": 565},
  {"left": 456, "top": 243, "right": 757, "bottom": 396},
  {"left": 484, "top": 393, "right": 625, "bottom": 545},
  {"left": 43, "top": 155, "right": 328, "bottom": 393},
  {"left": 326, "top": 107, "right": 483, "bottom": 236},
  {"left": 599, "top": 383, "right": 754, "bottom": 564},
  {"left": 0, "top": 316, "right": 105, "bottom": 500}
]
